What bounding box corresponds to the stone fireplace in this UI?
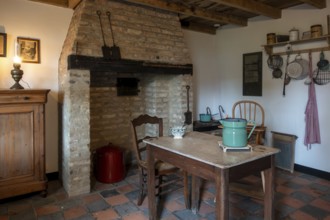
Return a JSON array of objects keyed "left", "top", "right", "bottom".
[{"left": 59, "top": 0, "right": 193, "bottom": 196}]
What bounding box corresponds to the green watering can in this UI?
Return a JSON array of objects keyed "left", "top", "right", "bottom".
[{"left": 220, "top": 118, "right": 256, "bottom": 147}]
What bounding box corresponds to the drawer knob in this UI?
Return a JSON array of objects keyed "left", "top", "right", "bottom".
[{"left": 23, "top": 96, "right": 30, "bottom": 100}]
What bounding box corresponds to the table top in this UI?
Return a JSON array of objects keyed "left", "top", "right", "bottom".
[{"left": 143, "top": 131, "right": 279, "bottom": 169}]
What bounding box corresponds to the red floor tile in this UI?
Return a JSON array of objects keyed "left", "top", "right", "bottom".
[
  {"left": 92, "top": 208, "right": 119, "bottom": 220},
  {"left": 276, "top": 185, "right": 295, "bottom": 195},
  {"left": 290, "top": 210, "right": 318, "bottom": 220},
  {"left": 35, "top": 204, "right": 61, "bottom": 216},
  {"left": 63, "top": 206, "right": 87, "bottom": 220},
  {"left": 280, "top": 196, "right": 306, "bottom": 209},
  {"left": 105, "top": 194, "right": 130, "bottom": 206},
  {"left": 122, "top": 211, "right": 148, "bottom": 220},
  {"left": 82, "top": 193, "right": 103, "bottom": 204},
  {"left": 310, "top": 198, "right": 330, "bottom": 212},
  {"left": 164, "top": 199, "right": 186, "bottom": 212}
]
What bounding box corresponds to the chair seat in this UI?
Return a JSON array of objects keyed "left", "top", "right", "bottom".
[{"left": 156, "top": 161, "right": 179, "bottom": 172}]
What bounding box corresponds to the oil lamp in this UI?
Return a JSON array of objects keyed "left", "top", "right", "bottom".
[{"left": 10, "top": 56, "right": 24, "bottom": 89}]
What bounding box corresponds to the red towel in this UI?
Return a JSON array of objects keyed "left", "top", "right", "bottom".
[{"left": 304, "top": 52, "right": 321, "bottom": 149}]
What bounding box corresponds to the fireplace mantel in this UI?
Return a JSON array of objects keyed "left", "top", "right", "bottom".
[{"left": 68, "top": 55, "right": 193, "bottom": 75}]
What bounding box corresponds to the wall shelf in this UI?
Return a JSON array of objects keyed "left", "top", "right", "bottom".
[{"left": 262, "top": 34, "right": 330, "bottom": 55}]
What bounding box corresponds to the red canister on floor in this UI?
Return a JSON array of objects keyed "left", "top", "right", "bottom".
[{"left": 94, "top": 144, "right": 125, "bottom": 183}]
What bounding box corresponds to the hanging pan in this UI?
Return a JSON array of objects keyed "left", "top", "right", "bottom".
[{"left": 287, "top": 54, "right": 309, "bottom": 80}]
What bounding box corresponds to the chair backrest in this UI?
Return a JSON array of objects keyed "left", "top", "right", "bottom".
[
  {"left": 232, "top": 100, "right": 265, "bottom": 127},
  {"left": 130, "top": 114, "right": 163, "bottom": 168}
]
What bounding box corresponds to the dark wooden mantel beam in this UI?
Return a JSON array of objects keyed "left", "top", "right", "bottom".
[{"left": 67, "top": 55, "right": 193, "bottom": 75}]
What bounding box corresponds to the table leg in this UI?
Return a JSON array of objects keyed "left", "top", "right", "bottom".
[
  {"left": 191, "top": 175, "right": 200, "bottom": 214},
  {"left": 183, "top": 171, "right": 190, "bottom": 209},
  {"left": 263, "top": 155, "right": 275, "bottom": 219},
  {"left": 147, "top": 144, "right": 157, "bottom": 220},
  {"left": 215, "top": 168, "right": 229, "bottom": 220}
]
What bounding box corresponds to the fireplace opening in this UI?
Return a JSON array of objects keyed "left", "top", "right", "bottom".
[{"left": 116, "top": 77, "right": 139, "bottom": 96}]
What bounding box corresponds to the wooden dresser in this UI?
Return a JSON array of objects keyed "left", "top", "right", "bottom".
[{"left": 0, "top": 89, "right": 50, "bottom": 199}]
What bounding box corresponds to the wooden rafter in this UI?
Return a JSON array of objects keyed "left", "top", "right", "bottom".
[
  {"left": 29, "top": 0, "right": 68, "bottom": 7},
  {"left": 68, "top": 0, "right": 82, "bottom": 8},
  {"left": 298, "top": 0, "right": 326, "bottom": 8},
  {"left": 181, "top": 22, "right": 217, "bottom": 35},
  {"left": 210, "top": 0, "right": 281, "bottom": 19},
  {"left": 123, "top": 0, "right": 247, "bottom": 26}
]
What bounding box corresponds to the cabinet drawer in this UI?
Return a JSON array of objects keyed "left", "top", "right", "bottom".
[{"left": 0, "top": 90, "right": 49, "bottom": 104}]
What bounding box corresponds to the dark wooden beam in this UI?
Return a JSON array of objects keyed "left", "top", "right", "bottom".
[
  {"left": 29, "top": 0, "right": 68, "bottom": 8},
  {"left": 298, "top": 0, "right": 326, "bottom": 8},
  {"left": 67, "top": 55, "right": 193, "bottom": 75},
  {"left": 181, "top": 22, "right": 217, "bottom": 35},
  {"left": 68, "top": 0, "right": 82, "bottom": 9},
  {"left": 123, "top": 0, "right": 247, "bottom": 26},
  {"left": 211, "top": 0, "right": 281, "bottom": 18}
]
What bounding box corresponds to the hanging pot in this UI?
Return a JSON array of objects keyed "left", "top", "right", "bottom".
[
  {"left": 272, "top": 68, "right": 283, "bottom": 78},
  {"left": 220, "top": 118, "right": 256, "bottom": 147},
  {"left": 267, "top": 55, "right": 283, "bottom": 78}
]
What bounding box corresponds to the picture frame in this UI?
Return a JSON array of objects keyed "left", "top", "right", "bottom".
[
  {"left": 17, "top": 37, "right": 40, "bottom": 63},
  {"left": 0, "top": 33, "right": 7, "bottom": 57},
  {"left": 243, "top": 52, "right": 262, "bottom": 96}
]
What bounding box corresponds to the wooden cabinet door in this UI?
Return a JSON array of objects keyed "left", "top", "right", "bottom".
[{"left": 0, "top": 105, "right": 41, "bottom": 183}]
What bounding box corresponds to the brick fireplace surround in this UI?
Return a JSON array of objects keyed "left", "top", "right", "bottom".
[{"left": 59, "top": 0, "right": 193, "bottom": 196}]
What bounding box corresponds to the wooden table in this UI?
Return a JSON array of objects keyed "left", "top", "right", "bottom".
[{"left": 144, "top": 131, "right": 280, "bottom": 220}]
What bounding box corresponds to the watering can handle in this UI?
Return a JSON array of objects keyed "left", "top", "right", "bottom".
[{"left": 247, "top": 120, "right": 257, "bottom": 140}]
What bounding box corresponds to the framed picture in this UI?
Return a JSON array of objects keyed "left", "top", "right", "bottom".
[
  {"left": 0, "top": 33, "right": 7, "bottom": 57},
  {"left": 243, "top": 52, "right": 262, "bottom": 96},
  {"left": 17, "top": 37, "right": 40, "bottom": 63}
]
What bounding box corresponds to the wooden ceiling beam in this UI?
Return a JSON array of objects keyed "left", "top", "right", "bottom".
[
  {"left": 68, "top": 0, "right": 82, "bottom": 9},
  {"left": 298, "top": 0, "right": 326, "bottom": 8},
  {"left": 181, "top": 22, "right": 217, "bottom": 35},
  {"left": 210, "top": 0, "right": 281, "bottom": 19},
  {"left": 123, "top": 0, "right": 247, "bottom": 26},
  {"left": 29, "top": 0, "right": 68, "bottom": 8}
]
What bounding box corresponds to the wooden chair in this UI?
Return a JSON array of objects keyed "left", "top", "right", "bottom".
[
  {"left": 231, "top": 100, "right": 267, "bottom": 198},
  {"left": 232, "top": 100, "right": 266, "bottom": 145},
  {"left": 130, "top": 114, "right": 189, "bottom": 207}
]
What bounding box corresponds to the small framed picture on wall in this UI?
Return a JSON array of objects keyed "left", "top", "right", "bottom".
[
  {"left": 0, "top": 33, "right": 7, "bottom": 57},
  {"left": 17, "top": 37, "right": 40, "bottom": 63}
]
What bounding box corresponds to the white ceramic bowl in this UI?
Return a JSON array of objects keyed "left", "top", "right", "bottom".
[{"left": 170, "top": 126, "right": 186, "bottom": 139}]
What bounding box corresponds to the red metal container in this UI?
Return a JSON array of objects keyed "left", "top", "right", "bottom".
[{"left": 94, "top": 144, "right": 125, "bottom": 183}]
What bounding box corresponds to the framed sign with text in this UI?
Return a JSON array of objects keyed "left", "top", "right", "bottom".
[{"left": 243, "top": 52, "right": 262, "bottom": 96}]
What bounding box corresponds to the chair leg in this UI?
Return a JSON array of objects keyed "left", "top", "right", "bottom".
[
  {"left": 137, "top": 168, "right": 145, "bottom": 206},
  {"left": 261, "top": 171, "right": 265, "bottom": 192},
  {"left": 157, "top": 175, "right": 163, "bottom": 200}
]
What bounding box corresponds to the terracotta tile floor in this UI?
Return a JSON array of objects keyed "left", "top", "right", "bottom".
[{"left": 0, "top": 165, "right": 329, "bottom": 220}]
